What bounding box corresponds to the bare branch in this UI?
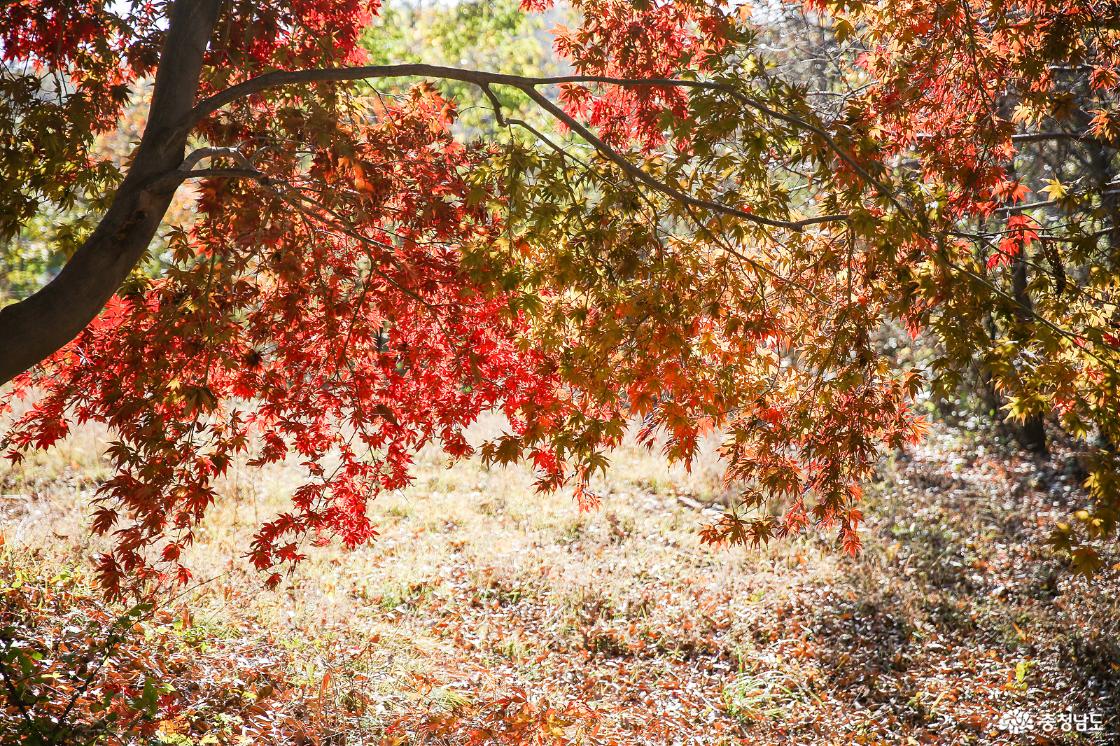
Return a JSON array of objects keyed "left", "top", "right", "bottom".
[
  {"left": 514, "top": 84, "right": 846, "bottom": 230},
  {"left": 178, "top": 167, "right": 266, "bottom": 181},
  {"left": 190, "top": 65, "right": 737, "bottom": 123},
  {"left": 145, "top": 146, "right": 265, "bottom": 190},
  {"left": 179, "top": 146, "right": 254, "bottom": 171},
  {"left": 189, "top": 63, "right": 855, "bottom": 231},
  {"left": 1012, "top": 131, "right": 1113, "bottom": 146}
]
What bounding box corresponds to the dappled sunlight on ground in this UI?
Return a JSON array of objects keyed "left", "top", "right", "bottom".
[{"left": 2, "top": 418, "right": 1118, "bottom": 743}]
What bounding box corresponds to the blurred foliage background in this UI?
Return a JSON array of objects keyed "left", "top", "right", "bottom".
[{"left": 361, "top": 0, "right": 563, "bottom": 135}]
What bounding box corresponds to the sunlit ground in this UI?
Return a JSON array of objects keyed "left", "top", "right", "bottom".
[{"left": 2, "top": 416, "right": 1118, "bottom": 744}]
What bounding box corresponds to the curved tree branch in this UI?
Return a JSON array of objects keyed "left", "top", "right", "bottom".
[
  {"left": 190, "top": 66, "right": 742, "bottom": 122},
  {"left": 190, "top": 63, "right": 850, "bottom": 230}
]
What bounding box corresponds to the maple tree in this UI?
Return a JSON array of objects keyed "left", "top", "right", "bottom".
[{"left": 1, "top": 0, "right": 1119, "bottom": 596}]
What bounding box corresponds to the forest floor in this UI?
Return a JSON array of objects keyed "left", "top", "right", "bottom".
[{"left": 2, "top": 417, "right": 1119, "bottom": 745}]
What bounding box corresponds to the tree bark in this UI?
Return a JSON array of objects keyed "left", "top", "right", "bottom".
[
  {"left": 1009, "top": 237, "right": 1048, "bottom": 455},
  {"left": 0, "top": 0, "right": 224, "bottom": 386}
]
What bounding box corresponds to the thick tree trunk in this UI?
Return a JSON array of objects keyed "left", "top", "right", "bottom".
[{"left": 0, "top": 0, "right": 223, "bottom": 386}]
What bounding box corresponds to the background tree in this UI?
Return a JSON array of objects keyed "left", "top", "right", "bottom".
[{"left": 363, "top": 0, "right": 563, "bottom": 134}]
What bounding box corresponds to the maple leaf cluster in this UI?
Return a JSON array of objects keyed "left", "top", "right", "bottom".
[
  {"left": 816, "top": 0, "right": 1120, "bottom": 569},
  {"left": 3, "top": 1, "right": 586, "bottom": 596},
  {"left": 4, "top": 86, "right": 597, "bottom": 595},
  {"left": 2, "top": 0, "right": 1119, "bottom": 592}
]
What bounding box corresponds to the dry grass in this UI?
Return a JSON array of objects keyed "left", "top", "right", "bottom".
[{"left": 2, "top": 415, "right": 1118, "bottom": 744}]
